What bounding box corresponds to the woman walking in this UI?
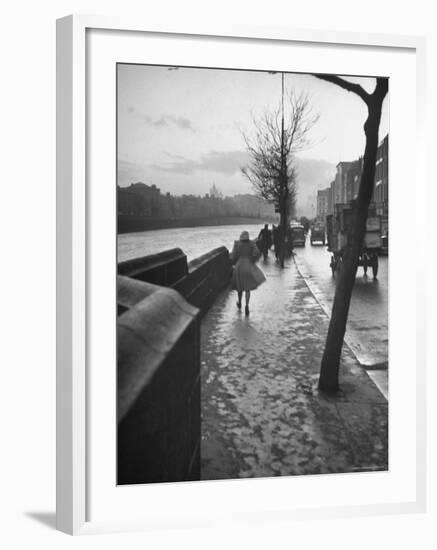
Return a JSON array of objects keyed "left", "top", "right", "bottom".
[{"left": 230, "top": 230, "right": 266, "bottom": 315}]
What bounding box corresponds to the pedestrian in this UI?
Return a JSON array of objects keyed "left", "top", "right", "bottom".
[
  {"left": 230, "top": 230, "right": 266, "bottom": 316},
  {"left": 272, "top": 225, "right": 281, "bottom": 260},
  {"left": 257, "top": 224, "right": 272, "bottom": 260},
  {"left": 285, "top": 224, "right": 294, "bottom": 257}
]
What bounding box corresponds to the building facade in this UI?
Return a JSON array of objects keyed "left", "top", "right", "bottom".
[
  {"left": 316, "top": 188, "right": 330, "bottom": 220},
  {"left": 345, "top": 158, "right": 363, "bottom": 203},
  {"left": 373, "top": 134, "right": 389, "bottom": 217},
  {"left": 315, "top": 134, "right": 388, "bottom": 221},
  {"left": 117, "top": 182, "right": 161, "bottom": 216},
  {"left": 334, "top": 161, "right": 354, "bottom": 206}
]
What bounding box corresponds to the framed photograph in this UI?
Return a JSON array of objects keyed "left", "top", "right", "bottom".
[{"left": 57, "top": 15, "right": 426, "bottom": 535}]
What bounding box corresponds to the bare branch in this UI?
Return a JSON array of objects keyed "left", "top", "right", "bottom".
[
  {"left": 240, "top": 88, "right": 318, "bottom": 229},
  {"left": 313, "top": 74, "right": 370, "bottom": 104}
]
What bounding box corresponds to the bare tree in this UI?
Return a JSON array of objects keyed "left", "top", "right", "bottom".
[
  {"left": 313, "top": 75, "right": 389, "bottom": 392},
  {"left": 241, "top": 89, "right": 318, "bottom": 266}
]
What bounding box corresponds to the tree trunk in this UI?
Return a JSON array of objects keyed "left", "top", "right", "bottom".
[
  {"left": 278, "top": 181, "right": 289, "bottom": 268},
  {"left": 318, "top": 96, "right": 385, "bottom": 393},
  {"left": 279, "top": 209, "right": 286, "bottom": 268}
]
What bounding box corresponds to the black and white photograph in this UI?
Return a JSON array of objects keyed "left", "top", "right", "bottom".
[
  {"left": 2, "top": 0, "right": 435, "bottom": 543},
  {"left": 116, "top": 63, "right": 389, "bottom": 485}
]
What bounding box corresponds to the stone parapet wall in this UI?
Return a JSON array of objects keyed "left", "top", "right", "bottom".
[
  {"left": 118, "top": 246, "right": 232, "bottom": 314},
  {"left": 175, "top": 246, "right": 232, "bottom": 311},
  {"left": 117, "top": 275, "right": 200, "bottom": 484},
  {"left": 118, "top": 248, "right": 188, "bottom": 287},
  {"left": 116, "top": 247, "right": 231, "bottom": 484}
]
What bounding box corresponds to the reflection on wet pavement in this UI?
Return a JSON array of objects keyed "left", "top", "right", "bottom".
[
  {"left": 293, "top": 241, "right": 388, "bottom": 367},
  {"left": 200, "top": 257, "right": 388, "bottom": 480}
]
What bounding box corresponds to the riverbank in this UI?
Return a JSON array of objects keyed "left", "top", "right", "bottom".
[{"left": 118, "top": 215, "right": 276, "bottom": 234}]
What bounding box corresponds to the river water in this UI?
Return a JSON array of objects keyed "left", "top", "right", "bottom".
[{"left": 117, "top": 223, "right": 267, "bottom": 263}]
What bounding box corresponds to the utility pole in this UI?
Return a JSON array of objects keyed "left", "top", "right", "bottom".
[
  {"left": 265, "top": 70, "right": 292, "bottom": 266},
  {"left": 279, "top": 71, "right": 288, "bottom": 268}
]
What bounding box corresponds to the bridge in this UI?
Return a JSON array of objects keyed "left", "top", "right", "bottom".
[{"left": 117, "top": 247, "right": 387, "bottom": 484}]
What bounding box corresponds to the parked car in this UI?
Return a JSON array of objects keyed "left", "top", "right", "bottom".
[
  {"left": 380, "top": 233, "right": 388, "bottom": 255},
  {"left": 289, "top": 223, "right": 306, "bottom": 247},
  {"left": 310, "top": 224, "right": 325, "bottom": 245}
]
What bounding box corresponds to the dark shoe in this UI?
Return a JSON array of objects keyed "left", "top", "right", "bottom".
[
  {"left": 245, "top": 305, "right": 250, "bottom": 316},
  {"left": 236, "top": 301, "right": 241, "bottom": 310}
]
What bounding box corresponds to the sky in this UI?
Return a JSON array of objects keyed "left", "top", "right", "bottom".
[{"left": 117, "top": 64, "right": 389, "bottom": 214}]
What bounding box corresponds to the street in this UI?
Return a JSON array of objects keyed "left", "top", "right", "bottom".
[
  {"left": 293, "top": 231, "right": 388, "bottom": 367},
  {"left": 292, "top": 231, "right": 388, "bottom": 398}
]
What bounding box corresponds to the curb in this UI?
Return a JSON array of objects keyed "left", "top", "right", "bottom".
[{"left": 292, "top": 254, "right": 388, "bottom": 401}]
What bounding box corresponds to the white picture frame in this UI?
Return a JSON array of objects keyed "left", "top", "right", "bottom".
[{"left": 56, "top": 14, "right": 427, "bottom": 535}]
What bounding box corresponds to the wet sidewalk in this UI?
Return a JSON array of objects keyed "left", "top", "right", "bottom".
[{"left": 200, "top": 256, "right": 388, "bottom": 480}]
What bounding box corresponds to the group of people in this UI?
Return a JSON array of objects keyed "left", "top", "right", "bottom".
[
  {"left": 230, "top": 223, "right": 286, "bottom": 316},
  {"left": 256, "top": 224, "right": 294, "bottom": 261}
]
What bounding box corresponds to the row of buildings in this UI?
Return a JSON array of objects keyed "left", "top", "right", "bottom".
[
  {"left": 117, "top": 181, "right": 276, "bottom": 220},
  {"left": 118, "top": 182, "right": 162, "bottom": 216},
  {"left": 316, "top": 134, "right": 389, "bottom": 222}
]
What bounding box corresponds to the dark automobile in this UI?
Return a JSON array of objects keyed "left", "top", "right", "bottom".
[
  {"left": 289, "top": 223, "right": 306, "bottom": 247},
  {"left": 310, "top": 224, "right": 325, "bottom": 245},
  {"left": 380, "top": 233, "right": 388, "bottom": 255}
]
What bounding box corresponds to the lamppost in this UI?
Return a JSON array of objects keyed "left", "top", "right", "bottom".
[{"left": 269, "top": 71, "right": 287, "bottom": 266}]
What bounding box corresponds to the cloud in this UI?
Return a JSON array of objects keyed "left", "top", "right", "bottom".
[
  {"left": 117, "top": 159, "right": 150, "bottom": 187},
  {"left": 129, "top": 110, "right": 196, "bottom": 132},
  {"left": 293, "top": 157, "right": 336, "bottom": 215},
  {"left": 118, "top": 154, "right": 336, "bottom": 208},
  {"left": 154, "top": 115, "right": 195, "bottom": 132},
  {"left": 154, "top": 150, "right": 250, "bottom": 175},
  {"left": 294, "top": 157, "right": 336, "bottom": 189}
]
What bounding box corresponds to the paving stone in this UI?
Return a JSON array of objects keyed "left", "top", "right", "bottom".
[{"left": 200, "top": 256, "right": 388, "bottom": 480}]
